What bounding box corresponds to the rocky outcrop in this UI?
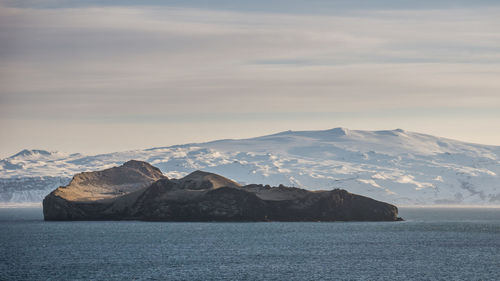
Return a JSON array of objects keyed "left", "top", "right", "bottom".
[
  {"left": 43, "top": 160, "right": 166, "bottom": 220},
  {"left": 43, "top": 160, "right": 401, "bottom": 221}
]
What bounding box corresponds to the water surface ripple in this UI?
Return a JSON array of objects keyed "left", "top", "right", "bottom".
[{"left": 1, "top": 208, "right": 499, "bottom": 280}]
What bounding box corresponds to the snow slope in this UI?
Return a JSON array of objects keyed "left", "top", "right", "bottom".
[{"left": 1, "top": 128, "right": 499, "bottom": 205}]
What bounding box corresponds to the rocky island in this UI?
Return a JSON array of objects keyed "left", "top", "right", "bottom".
[{"left": 43, "top": 160, "right": 401, "bottom": 221}]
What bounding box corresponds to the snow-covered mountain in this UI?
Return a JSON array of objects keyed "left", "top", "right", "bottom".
[{"left": 1, "top": 128, "right": 499, "bottom": 205}]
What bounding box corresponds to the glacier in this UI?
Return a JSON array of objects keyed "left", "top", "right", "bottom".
[{"left": 1, "top": 128, "right": 499, "bottom": 205}]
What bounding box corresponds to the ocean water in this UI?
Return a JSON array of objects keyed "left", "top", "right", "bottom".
[{"left": 0, "top": 208, "right": 499, "bottom": 280}]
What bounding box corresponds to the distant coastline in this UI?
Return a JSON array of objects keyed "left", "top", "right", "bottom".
[
  {"left": 396, "top": 204, "right": 500, "bottom": 209},
  {"left": 3, "top": 203, "right": 499, "bottom": 209},
  {"left": 0, "top": 202, "right": 42, "bottom": 208}
]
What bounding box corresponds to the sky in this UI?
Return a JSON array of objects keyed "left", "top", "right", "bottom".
[{"left": 1, "top": 0, "right": 500, "bottom": 158}]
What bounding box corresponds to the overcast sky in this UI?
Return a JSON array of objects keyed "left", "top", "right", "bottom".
[{"left": 1, "top": 0, "right": 500, "bottom": 158}]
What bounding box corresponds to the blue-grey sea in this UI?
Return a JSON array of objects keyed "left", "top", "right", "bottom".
[{"left": 1, "top": 208, "right": 499, "bottom": 280}]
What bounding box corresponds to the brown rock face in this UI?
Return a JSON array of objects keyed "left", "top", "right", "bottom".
[
  {"left": 43, "top": 160, "right": 166, "bottom": 220},
  {"left": 43, "top": 161, "right": 401, "bottom": 221}
]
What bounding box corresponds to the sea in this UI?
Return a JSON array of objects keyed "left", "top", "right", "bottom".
[{"left": 0, "top": 207, "right": 499, "bottom": 280}]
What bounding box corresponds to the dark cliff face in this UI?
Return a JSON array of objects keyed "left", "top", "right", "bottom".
[{"left": 43, "top": 160, "right": 401, "bottom": 222}]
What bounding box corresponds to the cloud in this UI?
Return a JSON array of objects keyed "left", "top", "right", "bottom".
[{"left": 0, "top": 3, "right": 500, "bottom": 156}]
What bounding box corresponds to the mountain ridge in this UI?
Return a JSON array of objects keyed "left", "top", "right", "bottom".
[{"left": 2, "top": 128, "right": 499, "bottom": 205}]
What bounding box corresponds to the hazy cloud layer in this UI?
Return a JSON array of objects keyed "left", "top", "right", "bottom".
[{"left": 1, "top": 2, "right": 500, "bottom": 157}]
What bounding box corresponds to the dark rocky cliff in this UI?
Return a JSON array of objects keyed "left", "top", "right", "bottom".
[{"left": 43, "top": 160, "right": 401, "bottom": 221}]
